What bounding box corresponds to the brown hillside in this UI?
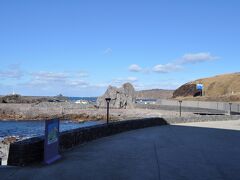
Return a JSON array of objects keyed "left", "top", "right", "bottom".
[{"left": 173, "top": 73, "right": 240, "bottom": 102}]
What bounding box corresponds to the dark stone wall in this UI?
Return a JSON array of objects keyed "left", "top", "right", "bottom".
[
  {"left": 8, "top": 118, "right": 168, "bottom": 166},
  {"left": 8, "top": 137, "right": 44, "bottom": 166}
]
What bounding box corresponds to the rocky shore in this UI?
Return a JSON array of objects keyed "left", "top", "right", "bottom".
[
  {"left": 1, "top": 83, "right": 239, "bottom": 123},
  {"left": 0, "top": 83, "right": 172, "bottom": 121},
  {"left": 0, "top": 100, "right": 199, "bottom": 121},
  {"left": 0, "top": 94, "right": 69, "bottom": 104},
  {"left": 0, "top": 82, "right": 238, "bottom": 122}
]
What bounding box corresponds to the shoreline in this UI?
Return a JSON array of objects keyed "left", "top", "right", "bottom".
[
  {"left": 0, "top": 102, "right": 163, "bottom": 121},
  {"left": 0, "top": 101, "right": 239, "bottom": 122}
]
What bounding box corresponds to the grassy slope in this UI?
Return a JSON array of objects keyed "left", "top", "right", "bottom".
[
  {"left": 193, "top": 73, "right": 240, "bottom": 96},
  {"left": 177, "top": 72, "right": 240, "bottom": 102}
]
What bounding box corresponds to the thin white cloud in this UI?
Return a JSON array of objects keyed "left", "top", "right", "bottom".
[
  {"left": 103, "top": 48, "right": 112, "bottom": 55},
  {"left": 126, "top": 77, "right": 138, "bottom": 82},
  {"left": 1, "top": 68, "right": 102, "bottom": 96},
  {"left": 94, "top": 83, "right": 109, "bottom": 88},
  {"left": 129, "top": 52, "right": 219, "bottom": 74},
  {"left": 0, "top": 64, "right": 23, "bottom": 79},
  {"left": 25, "top": 71, "right": 91, "bottom": 88},
  {"left": 67, "top": 80, "right": 89, "bottom": 88},
  {"left": 153, "top": 63, "right": 182, "bottom": 73},
  {"left": 128, "top": 64, "right": 142, "bottom": 72},
  {"left": 75, "top": 71, "right": 89, "bottom": 78},
  {"left": 180, "top": 52, "right": 219, "bottom": 64},
  {"left": 30, "top": 72, "right": 69, "bottom": 82},
  {"left": 111, "top": 77, "right": 138, "bottom": 87}
]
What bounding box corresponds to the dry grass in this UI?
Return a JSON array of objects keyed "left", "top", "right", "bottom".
[
  {"left": 192, "top": 73, "right": 240, "bottom": 96},
  {"left": 178, "top": 72, "right": 240, "bottom": 102}
]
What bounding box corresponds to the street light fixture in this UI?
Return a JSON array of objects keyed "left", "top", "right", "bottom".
[
  {"left": 229, "top": 102, "right": 232, "bottom": 115},
  {"left": 179, "top": 100, "right": 182, "bottom": 117},
  {"left": 105, "top": 98, "right": 111, "bottom": 124}
]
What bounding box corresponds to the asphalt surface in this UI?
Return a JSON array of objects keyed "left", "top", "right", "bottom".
[
  {"left": 136, "top": 104, "right": 228, "bottom": 114},
  {"left": 1, "top": 120, "right": 240, "bottom": 180}
]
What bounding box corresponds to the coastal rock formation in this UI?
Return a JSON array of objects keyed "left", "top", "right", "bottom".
[
  {"left": 49, "top": 94, "right": 69, "bottom": 102},
  {"left": 0, "top": 94, "right": 69, "bottom": 104},
  {"left": 97, "top": 83, "right": 136, "bottom": 109},
  {"left": 1, "top": 94, "right": 23, "bottom": 103},
  {"left": 173, "top": 84, "right": 201, "bottom": 98}
]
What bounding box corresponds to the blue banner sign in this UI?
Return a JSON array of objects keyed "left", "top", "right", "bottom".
[
  {"left": 44, "top": 119, "right": 61, "bottom": 164},
  {"left": 196, "top": 84, "right": 203, "bottom": 90}
]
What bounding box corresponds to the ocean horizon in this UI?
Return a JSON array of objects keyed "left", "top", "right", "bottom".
[{"left": 68, "top": 96, "right": 97, "bottom": 102}]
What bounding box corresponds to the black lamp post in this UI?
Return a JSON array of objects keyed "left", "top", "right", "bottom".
[
  {"left": 61, "top": 106, "right": 64, "bottom": 118},
  {"left": 105, "top": 98, "right": 111, "bottom": 124},
  {"left": 229, "top": 102, "right": 232, "bottom": 115},
  {"left": 179, "top": 100, "right": 182, "bottom": 117}
]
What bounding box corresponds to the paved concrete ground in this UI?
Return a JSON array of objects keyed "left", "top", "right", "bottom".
[
  {"left": 1, "top": 120, "right": 240, "bottom": 180},
  {"left": 176, "top": 119, "right": 240, "bottom": 130}
]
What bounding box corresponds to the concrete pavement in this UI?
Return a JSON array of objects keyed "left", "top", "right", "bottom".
[
  {"left": 1, "top": 120, "right": 240, "bottom": 180},
  {"left": 176, "top": 119, "right": 240, "bottom": 130}
]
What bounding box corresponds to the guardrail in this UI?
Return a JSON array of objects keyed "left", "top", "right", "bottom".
[{"left": 156, "top": 99, "right": 240, "bottom": 114}]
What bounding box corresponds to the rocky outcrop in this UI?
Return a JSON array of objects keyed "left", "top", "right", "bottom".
[
  {"left": 97, "top": 83, "right": 136, "bottom": 109},
  {"left": 48, "top": 94, "right": 69, "bottom": 102},
  {"left": 173, "top": 83, "right": 201, "bottom": 98},
  {"left": 0, "top": 94, "right": 69, "bottom": 104},
  {"left": 1, "top": 94, "right": 23, "bottom": 103}
]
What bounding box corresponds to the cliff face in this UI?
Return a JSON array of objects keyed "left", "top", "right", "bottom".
[
  {"left": 173, "top": 84, "right": 201, "bottom": 98},
  {"left": 173, "top": 73, "right": 240, "bottom": 101}
]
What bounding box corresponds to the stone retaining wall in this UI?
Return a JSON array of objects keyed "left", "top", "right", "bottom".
[
  {"left": 7, "top": 118, "right": 168, "bottom": 166},
  {"left": 156, "top": 99, "right": 240, "bottom": 113},
  {"left": 134, "top": 104, "right": 226, "bottom": 114},
  {"left": 165, "top": 115, "right": 240, "bottom": 124}
]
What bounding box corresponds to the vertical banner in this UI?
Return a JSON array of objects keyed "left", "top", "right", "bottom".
[{"left": 44, "top": 119, "right": 61, "bottom": 164}]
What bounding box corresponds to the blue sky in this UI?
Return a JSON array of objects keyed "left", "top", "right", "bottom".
[{"left": 0, "top": 0, "right": 240, "bottom": 96}]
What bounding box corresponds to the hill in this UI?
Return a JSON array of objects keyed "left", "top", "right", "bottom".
[
  {"left": 173, "top": 72, "right": 240, "bottom": 102},
  {"left": 136, "top": 89, "right": 174, "bottom": 99}
]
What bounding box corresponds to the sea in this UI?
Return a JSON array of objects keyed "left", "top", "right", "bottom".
[
  {"left": 0, "top": 120, "right": 104, "bottom": 141},
  {"left": 0, "top": 97, "right": 99, "bottom": 141},
  {"left": 68, "top": 97, "right": 97, "bottom": 103}
]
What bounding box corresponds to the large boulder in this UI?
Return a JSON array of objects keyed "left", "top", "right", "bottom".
[
  {"left": 97, "top": 83, "right": 136, "bottom": 109},
  {"left": 173, "top": 83, "right": 201, "bottom": 98}
]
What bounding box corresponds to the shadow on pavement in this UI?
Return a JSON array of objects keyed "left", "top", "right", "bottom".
[{"left": 1, "top": 123, "right": 240, "bottom": 180}]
